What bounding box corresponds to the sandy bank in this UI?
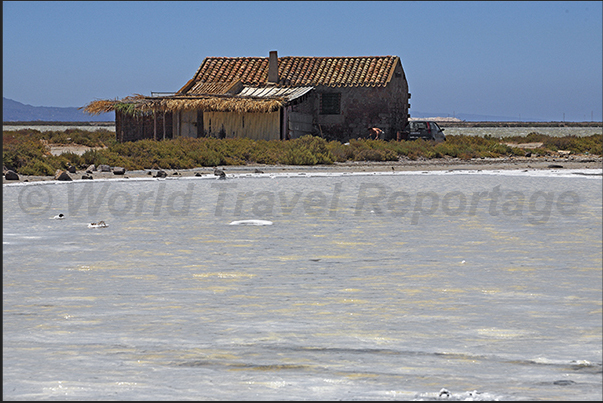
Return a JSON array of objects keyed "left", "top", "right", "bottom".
[{"left": 4, "top": 155, "right": 601, "bottom": 184}]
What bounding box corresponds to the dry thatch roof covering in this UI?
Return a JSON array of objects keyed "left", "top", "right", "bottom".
[{"left": 82, "top": 93, "right": 285, "bottom": 116}]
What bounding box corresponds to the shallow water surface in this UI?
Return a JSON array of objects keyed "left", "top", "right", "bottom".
[{"left": 3, "top": 170, "right": 602, "bottom": 400}]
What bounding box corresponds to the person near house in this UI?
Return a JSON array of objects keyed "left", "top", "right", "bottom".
[{"left": 370, "top": 127, "right": 383, "bottom": 140}]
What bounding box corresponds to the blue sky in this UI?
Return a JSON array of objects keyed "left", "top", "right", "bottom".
[{"left": 3, "top": 1, "right": 602, "bottom": 121}]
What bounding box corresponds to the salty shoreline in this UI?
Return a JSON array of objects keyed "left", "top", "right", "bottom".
[{"left": 4, "top": 155, "right": 601, "bottom": 183}]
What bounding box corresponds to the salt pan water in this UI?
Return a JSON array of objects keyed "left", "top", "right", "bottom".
[{"left": 3, "top": 168, "right": 602, "bottom": 400}]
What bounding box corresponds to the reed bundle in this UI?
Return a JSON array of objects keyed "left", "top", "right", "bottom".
[{"left": 82, "top": 93, "right": 284, "bottom": 116}]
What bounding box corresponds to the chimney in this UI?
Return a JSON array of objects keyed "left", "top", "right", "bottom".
[{"left": 268, "top": 50, "right": 279, "bottom": 84}]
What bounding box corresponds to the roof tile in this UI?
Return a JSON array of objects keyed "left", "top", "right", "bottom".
[{"left": 180, "top": 55, "right": 400, "bottom": 93}]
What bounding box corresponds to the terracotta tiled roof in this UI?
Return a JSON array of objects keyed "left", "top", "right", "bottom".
[{"left": 179, "top": 55, "right": 400, "bottom": 93}]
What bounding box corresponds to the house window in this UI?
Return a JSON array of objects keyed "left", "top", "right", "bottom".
[{"left": 320, "top": 93, "right": 341, "bottom": 115}]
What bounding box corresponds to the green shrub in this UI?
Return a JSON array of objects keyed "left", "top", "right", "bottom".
[
  {"left": 285, "top": 135, "right": 334, "bottom": 164},
  {"left": 353, "top": 147, "right": 398, "bottom": 161},
  {"left": 3, "top": 128, "right": 601, "bottom": 176},
  {"left": 249, "top": 147, "right": 280, "bottom": 164},
  {"left": 20, "top": 160, "right": 55, "bottom": 176},
  {"left": 80, "top": 149, "right": 113, "bottom": 167},
  {"left": 326, "top": 141, "right": 354, "bottom": 162},
  {"left": 2, "top": 137, "right": 48, "bottom": 172},
  {"left": 282, "top": 147, "right": 318, "bottom": 165}
]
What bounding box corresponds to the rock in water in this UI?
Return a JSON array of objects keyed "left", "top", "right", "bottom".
[
  {"left": 4, "top": 170, "right": 19, "bottom": 180},
  {"left": 54, "top": 170, "right": 72, "bottom": 181}
]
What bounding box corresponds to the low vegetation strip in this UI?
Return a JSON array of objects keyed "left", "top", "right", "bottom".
[{"left": 2, "top": 128, "right": 602, "bottom": 176}]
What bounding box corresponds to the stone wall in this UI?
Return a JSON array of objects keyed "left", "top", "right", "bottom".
[{"left": 289, "top": 60, "right": 409, "bottom": 142}]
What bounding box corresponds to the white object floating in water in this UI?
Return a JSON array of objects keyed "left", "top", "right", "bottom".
[
  {"left": 461, "top": 260, "right": 466, "bottom": 264},
  {"left": 229, "top": 219, "right": 273, "bottom": 226},
  {"left": 51, "top": 214, "right": 65, "bottom": 220},
  {"left": 88, "top": 221, "right": 109, "bottom": 228}
]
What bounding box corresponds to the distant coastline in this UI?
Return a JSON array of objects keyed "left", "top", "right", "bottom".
[{"left": 437, "top": 121, "right": 602, "bottom": 128}]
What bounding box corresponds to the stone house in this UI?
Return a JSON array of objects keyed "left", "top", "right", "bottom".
[{"left": 84, "top": 51, "right": 411, "bottom": 142}]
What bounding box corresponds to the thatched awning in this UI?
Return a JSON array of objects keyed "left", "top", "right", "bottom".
[{"left": 82, "top": 93, "right": 286, "bottom": 116}]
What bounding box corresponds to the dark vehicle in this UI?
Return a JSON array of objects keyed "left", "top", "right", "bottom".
[{"left": 402, "top": 121, "right": 446, "bottom": 142}]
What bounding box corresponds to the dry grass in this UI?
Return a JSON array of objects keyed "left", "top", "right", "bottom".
[{"left": 82, "top": 94, "right": 284, "bottom": 116}]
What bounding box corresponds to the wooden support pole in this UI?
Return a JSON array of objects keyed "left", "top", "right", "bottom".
[
  {"left": 153, "top": 111, "right": 157, "bottom": 141},
  {"left": 162, "top": 111, "right": 166, "bottom": 140}
]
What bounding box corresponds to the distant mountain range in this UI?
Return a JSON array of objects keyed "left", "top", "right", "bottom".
[{"left": 2, "top": 98, "right": 114, "bottom": 122}]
